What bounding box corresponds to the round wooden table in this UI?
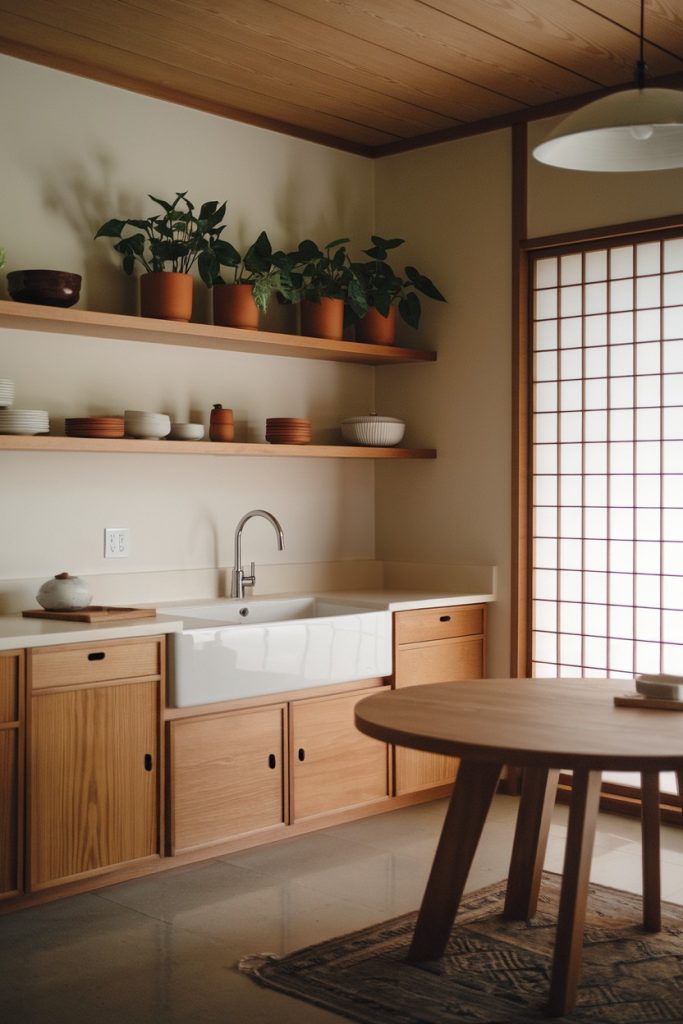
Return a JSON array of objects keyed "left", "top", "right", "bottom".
[{"left": 355, "top": 677, "right": 683, "bottom": 1017}]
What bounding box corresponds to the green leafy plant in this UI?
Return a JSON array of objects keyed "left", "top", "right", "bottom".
[
  {"left": 210, "top": 230, "right": 293, "bottom": 313},
  {"left": 350, "top": 235, "right": 446, "bottom": 328},
  {"left": 282, "top": 238, "right": 368, "bottom": 319},
  {"left": 94, "top": 192, "right": 231, "bottom": 286},
  {"left": 0, "top": 248, "right": 5, "bottom": 271}
]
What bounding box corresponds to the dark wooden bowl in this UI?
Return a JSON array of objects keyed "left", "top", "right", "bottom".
[{"left": 7, "top": 269, "right": 82, "bottom": 307}]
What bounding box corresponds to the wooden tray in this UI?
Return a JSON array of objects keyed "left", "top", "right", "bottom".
[
  {"left": 614, "top": 693, "right": 683, "bottom": 711},
  {"left": 23, "top": 606, "right": 156, "bottom": 623}
]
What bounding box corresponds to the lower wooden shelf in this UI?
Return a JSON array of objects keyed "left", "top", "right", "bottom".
[{"left": 0, "top": 436, "right": 436, "bottom": 459}]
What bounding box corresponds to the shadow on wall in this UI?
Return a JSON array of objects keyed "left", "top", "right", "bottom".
[
  {"left": 40, "top": 154, "right": 367, "bottom": 320},
  {"left": 42, "top": 149, "right": 140, "bottom": 314}
]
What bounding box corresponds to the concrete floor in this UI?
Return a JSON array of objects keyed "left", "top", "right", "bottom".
[{"left": 1, "top": 795, "right": 682, "bottom": 1023}]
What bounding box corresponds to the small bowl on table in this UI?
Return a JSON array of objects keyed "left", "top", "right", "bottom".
[{"left": 7, "top": 270, "right": 82, "bottom": 308}]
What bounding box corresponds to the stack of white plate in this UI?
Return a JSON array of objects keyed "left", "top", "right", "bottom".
[
  {"left": 0, "top": 409, "right": 49, "bottom": 435},
  {"left": 124, "top": 410, "right": 171, "bottom": 439},
  {"left": 0, "top": 379, "right": 15, "bottom": 408}
]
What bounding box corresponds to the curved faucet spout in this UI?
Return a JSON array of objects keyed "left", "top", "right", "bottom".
[{"left": 231, "top": 509, "right": 285, "bottom": 599}]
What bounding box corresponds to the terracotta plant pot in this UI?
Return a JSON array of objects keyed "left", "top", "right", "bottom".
[
  {"left": 356, "top": 305, "right": 397, "bottom": 345},
  {"left": 213, "top": 282, "right": 259, "bottom": 330},
  {"left": 140, "top": 271, "right": 193, "bottom": 322},
  {"left": 300, "top": 297, "right": 344, "bottom": 341}
]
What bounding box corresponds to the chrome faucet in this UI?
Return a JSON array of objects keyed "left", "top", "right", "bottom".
[{"left": 230, "top": 509, "right": 285, "bottom": 599}]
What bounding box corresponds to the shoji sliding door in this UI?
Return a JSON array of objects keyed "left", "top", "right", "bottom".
[{"left": 530, "top": 231, "right": 683, "bottom": 687}]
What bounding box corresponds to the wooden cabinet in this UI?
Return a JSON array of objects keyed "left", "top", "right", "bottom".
[
  {"left": 28, "top": 637, "right": 164, "bottom": 891},
  {"left": 168, "top": 704, "right": 287, "bottom": 855},
  {"left": 167, "top": 682, "right": 390, "bottom": 853},
  {"left": 290, "top": 688, "right": 390, "bottom": 821},
  {"left": 0, "top": 651, "right": 24, "bottom": 899},
  {"left": 393, "top": 604, "right": 486, "bottom": 795}
]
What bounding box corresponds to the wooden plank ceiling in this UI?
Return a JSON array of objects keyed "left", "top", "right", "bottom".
[{"left": 1, "top": 0, "right": 682, "bottom": 155}]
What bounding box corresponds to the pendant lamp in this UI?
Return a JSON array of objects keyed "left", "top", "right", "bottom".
[{"left": 533, "top": 0, "right": 683, "bottom": 172}]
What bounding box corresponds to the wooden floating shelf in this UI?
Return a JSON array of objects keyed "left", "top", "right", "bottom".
[
  {"left": 0, "top": 301, "right": 437, "bottom": 365},
  {"left": 0, "top": 436, "right": 436, "bottom": 459}
]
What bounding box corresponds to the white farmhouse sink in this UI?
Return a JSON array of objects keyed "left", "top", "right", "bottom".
[{"left": 167, "top": 596, "right": 392, "bottom": 707}]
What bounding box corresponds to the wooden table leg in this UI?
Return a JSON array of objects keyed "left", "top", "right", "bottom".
[
  {"left": 548, "top": 768, "right": 601, "bottom": 1017},
  {"left": 641, "top": 771, "right": 661, "bottom": 933},
  {"left": 407, "top": 759, "right": 503, "bottom": 962},
  {"left": 504, "top": 766, "right": 560, "bottom": 921}
]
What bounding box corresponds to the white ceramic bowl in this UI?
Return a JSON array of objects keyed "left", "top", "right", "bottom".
[
  {"left": 124, "top": 411, "right": 171, "bottom": 439},
  {"left": 169, "top": 422, "right": 205, "bottom": 441},
  {"left": 124, "top": 409, "right": 171, "bottom": 434},
  {"left": 0, "top": 378, "right": 14, "bottom": 408},
  {"left": 341, "top": 415, "right": 405, "bottom": 447}
]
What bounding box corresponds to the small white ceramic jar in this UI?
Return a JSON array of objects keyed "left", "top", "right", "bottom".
[{"left": 36, "top": 572, "right": 92, "bottom": 611}]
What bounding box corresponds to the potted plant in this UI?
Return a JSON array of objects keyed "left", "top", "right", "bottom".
[
  {"left": 349, "top": 236, "right": 446, "bottom": 344},
  {"left": 209, "top": 230, "right": 293, "bottom": 330},
  {"left": 283, "top": 238, "right": 367, "bottom": 341},
  {"left": 94, "top": 191, "right": 229, "bottom": 322}
]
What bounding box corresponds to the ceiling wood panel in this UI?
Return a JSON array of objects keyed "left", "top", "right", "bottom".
[
  {"left": 0, "top": 0, "right": 681, "bottom": 154},
  {"left": 158, "top": 0, "right": 521, "bottom": 119},
  {"left": 581, "top": 0, "right": 683, "bottom": 62},
  {"left": 19, "top": 0, "right": 458, "bottom": 138}
]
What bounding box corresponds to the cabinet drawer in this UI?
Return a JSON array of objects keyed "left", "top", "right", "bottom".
[
  {"left": 31, "top": 638, "right": 161, "bottom": 691},
  {"left": 0, "top": 652, "right": 22, "bottom": 723},
  {"left": 394, "top": 604, "right": 484, "bottom": 646}
]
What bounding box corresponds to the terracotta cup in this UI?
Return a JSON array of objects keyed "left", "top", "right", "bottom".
[{"left": 209, "top": 404, "right": 234, "bottom": 442}]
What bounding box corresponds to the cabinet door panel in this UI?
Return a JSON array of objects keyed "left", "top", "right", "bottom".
[
  {"left": 0, "top": 729, "right": 19, "bottom": 896},
  {"left": 30, "top": 680, "right": 159, "bottom": 889},
  {"left": 291, "top": 690, "right": 390, "bottom": 821},
  {"left": 393, "top": 627, "right": 484, "bottom": 796},
  {"left": 394, "top": 637, "right": 483, "bottom": 687},
  {"left": 170, "top": 705, "right": 285, "bottom": 854},
  {"left": 395, "top": 744, "right": 459, "bottom": 795}
]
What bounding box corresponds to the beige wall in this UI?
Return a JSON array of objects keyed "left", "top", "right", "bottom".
[
  {"left": 374, "top": 131, "right": 513, "bottom": 675},
  {"left": 0, "top": 55, "right": 377, "bottom": 609}
]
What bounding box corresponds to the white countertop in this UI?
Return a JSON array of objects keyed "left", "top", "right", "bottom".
[
  {"left": 0, "top": 590, "right": 494, "bottom": 651},
  {"left": 0, "top": 613, "right": 185, "bottom": 651},
  {"left": 317, "top": 589, "right": 494, "bottom": 612}
]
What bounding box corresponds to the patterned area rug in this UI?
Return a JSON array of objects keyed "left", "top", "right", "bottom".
[{"left": 239, "top": 873, "right": 683, "bottom": 1022}]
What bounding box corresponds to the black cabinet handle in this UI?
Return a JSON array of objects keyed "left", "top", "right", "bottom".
[
  {"left": 439, "top": 615, "right": 451, "bottom": 622},
  {"left": 88, "top": 651, "right": 106, "bottom": 661},
  {"left": 268, "top": 753, "right": 277, "bottom": 769},
  {"left": 298, "top": 748, "right": 305, "bottom": 762},
  {"left": 144, "top": 753, "right": 153, "bottom": 771}
]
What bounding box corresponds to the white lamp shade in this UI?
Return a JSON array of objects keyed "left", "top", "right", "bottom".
[{"left": 533, "top": 87, "right": 683, "bottom": 171}]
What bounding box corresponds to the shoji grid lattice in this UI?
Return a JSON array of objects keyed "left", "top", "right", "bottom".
[{"left": 531, "top": 236, "right": 683, "bottom": 680}]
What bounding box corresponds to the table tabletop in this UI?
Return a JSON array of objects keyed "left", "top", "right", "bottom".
[{"left": 355, "top": 677, "right": 683, "bottom": 772}]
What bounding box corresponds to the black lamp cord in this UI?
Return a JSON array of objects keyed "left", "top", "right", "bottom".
[{"left": 636, "top": 0, "right": 648, "bottom": 90}]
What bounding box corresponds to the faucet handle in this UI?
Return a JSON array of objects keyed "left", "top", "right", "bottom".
[{"left": 243, "top": 561, "right": 256, "bottom": 590}]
